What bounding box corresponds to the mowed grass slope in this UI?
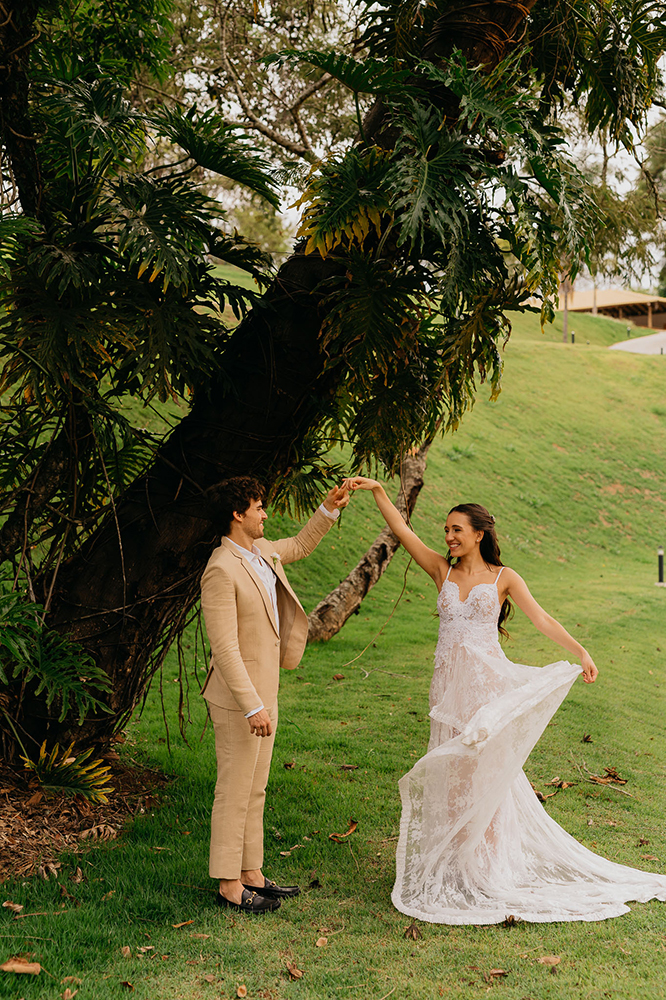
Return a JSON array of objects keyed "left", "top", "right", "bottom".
[{"left": 4, "top": 312, "right": 666, "bottom": 1000}]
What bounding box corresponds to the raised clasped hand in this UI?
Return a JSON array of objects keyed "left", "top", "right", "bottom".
[
  {"left": 342, "top": 475, "right": 381, "bottom": 492},
  {"left": 323, "top": 483, "right": 351, "bottom": 512}
]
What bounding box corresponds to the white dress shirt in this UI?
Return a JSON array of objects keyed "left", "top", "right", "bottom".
[{"left": 230, "top": 503, "right": 339, "bottom": 718}]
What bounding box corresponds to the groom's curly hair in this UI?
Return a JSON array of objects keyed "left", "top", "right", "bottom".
[{"left": 206, "top": 476, "right": 266, "bottom": 535}]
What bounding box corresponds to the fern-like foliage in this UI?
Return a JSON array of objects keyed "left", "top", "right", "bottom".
[
  {"left": 387, "top": 101, "right": 478, "bottom": 254},
  {"left": 0, "top": 70, "right": 279, "bottom": 573},
  {"left": 0, "top": 593, "right": 112, "bottom": 724},
  {"left": 0, "top": 593, "right": 41, "bottom": 682},
  {"left": 22, "top": 741, "right": 114, "bottom": 803},
  {"left": 295, "top": 148, "right": 392, "bottom": 256},
  {"left": 151, "top": 105, "right": 279, "bottom": 208},
  {"left": 285, "top": 32, "right": 610, "bottom": 474},
  {"left": 264, "top": 48, "right": 412, "bottom": 96},
  {"left": 114, "top": 174, "right": 214, "bottom": 293}
]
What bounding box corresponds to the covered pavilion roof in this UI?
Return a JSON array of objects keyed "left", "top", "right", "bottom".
[{"left": 558, "top": 288, "right": 666, "bottom": 320}]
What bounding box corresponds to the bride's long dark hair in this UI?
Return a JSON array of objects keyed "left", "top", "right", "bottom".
[{"left": 447, "top": 503, "right": 514, "bottom": 638}]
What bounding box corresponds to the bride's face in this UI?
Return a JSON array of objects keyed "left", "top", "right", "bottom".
[{"left": 445, "top": 511, "right": 483, "bottom": 558}]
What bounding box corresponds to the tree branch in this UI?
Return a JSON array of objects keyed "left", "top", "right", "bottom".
[
  {"left": 290, "top": 72, "right": 333, "bottom": 112},
  {"left": 219, "top": 9, "right": 312, "bottom": 158},
  {"left": 307, "top": 439, "right": 434, "bottom": 642},
  {"left": 0, "top": 0, "right": 44, "bottom": 218}
]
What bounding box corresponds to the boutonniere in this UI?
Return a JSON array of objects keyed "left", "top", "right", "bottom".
[{"left": 271, "top": 552, "right": 281, "bottom": 570}]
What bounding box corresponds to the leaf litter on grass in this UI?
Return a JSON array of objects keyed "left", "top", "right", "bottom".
[
  {"left": 329, "top": 818, "right": 358, "bottom": 842},
  {"left": 0, "top": 955, "right": 41, "bottom": 974},
  {"left": 285, "top": 960, "right": 304, "bottom": 980}
]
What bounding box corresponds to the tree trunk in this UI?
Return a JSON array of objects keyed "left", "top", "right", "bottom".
[
  {"left": 307, "top": 440, "right": 433, "bottom": 642},
  {"left": 6, "top": 0, "right": 538, "bottom": 755},
  {"left": 15, "top": 252, "right": 345, "bottom": 750},
  {"left": 0, "top": 1, "right": 44, "bottom": 217}
]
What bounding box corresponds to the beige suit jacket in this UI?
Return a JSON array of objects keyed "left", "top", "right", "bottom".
[{"left": 200, "top": 507, "right": 335, "bottom": 714}]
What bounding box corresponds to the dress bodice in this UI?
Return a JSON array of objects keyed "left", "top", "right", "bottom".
[{"left": 436, "top": 570, "right": 503, "bottom": 657}]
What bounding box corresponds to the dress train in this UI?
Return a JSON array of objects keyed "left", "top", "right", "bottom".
[{"left": 392, "top": 567, "right": 666, "bottom": 924}]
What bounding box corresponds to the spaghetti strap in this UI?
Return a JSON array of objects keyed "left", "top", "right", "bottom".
[
  {"left": 445, "top": 563, "right": 453, "bottom": 582},
  {"left": 495, "top": 566, "right": 505, "bottom": 586}
]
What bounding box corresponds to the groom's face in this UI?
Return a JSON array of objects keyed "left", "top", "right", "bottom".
[{"left": 238, "top": 497, "right": 267, "bottom": 539}]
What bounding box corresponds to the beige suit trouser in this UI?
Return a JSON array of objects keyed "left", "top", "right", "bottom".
[{"left": 208, "top": 701, "right": 278, "bottom": 879}]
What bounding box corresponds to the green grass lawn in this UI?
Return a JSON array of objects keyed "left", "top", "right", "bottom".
[{"left": 3, "top": 311, "right": 666, "bottom": 999}]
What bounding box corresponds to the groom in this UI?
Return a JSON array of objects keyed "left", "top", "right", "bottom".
[{"left": 201, "top": 476, "right": 348, "bottom": 914}]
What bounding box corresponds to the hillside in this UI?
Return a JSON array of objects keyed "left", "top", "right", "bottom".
[{"left": 18, "top": 309, "right": 664, "bottom": 1000}]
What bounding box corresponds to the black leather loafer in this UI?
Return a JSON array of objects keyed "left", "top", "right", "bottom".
[
  {"left": 216, "top": 888, "right": 281, "bottom": 914},
  {"left": 242, "top": 877, "right": 300, "bottom": 899}
]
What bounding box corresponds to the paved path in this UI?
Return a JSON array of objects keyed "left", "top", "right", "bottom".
[{"left": 609, "top": 330, "right": 666, "bottom": 354}]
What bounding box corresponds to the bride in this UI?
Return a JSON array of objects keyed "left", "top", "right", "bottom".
[{"left": 345, "top": 478, "right": 666, "bottom": 924}]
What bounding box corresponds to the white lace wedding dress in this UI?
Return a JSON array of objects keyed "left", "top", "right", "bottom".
[{"left": 392, "top": 565, "right": 666, "bottom": 924}]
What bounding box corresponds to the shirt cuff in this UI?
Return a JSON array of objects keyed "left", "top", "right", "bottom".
[
  {"left": 319, "top": 503, "right": 340, "bottom": 521},
  {"left": 245, "top": 704, "right": 265, "bottom": 718}
]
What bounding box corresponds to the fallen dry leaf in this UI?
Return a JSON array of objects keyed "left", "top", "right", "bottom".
[
  {"left": 315, "top": 937, "right": 327, "bottom": 947},
  {"left": 639, "top": 838, "right": 650, "bottom": 846},
  {"left": 61, "top": 977, "right": 82, "bottom": 985},
  {"left": 2, "top": 901, "right": 23, "bottom": 913},
  {"left": 62, "top": 988, "right": 78, "bottom": 999},
  {"left": 121, "top": 946, "right": 131, "bottom": 958},
  {"left": 0, "top": 957, "right": 42, "bottom": 974},
  {"left": 283, "top": 761, "right": 295, "bottom": 770},
  {"left": 404, "top": 921, "right": 422, "bottom": 940},
  {"left": 79, "top": 824, "right": 117, "bottom": 841},
  {"left": 308, "top": 877, "right": 322, "bottom": 889},
  {"left": 120, "top": 981, "right": 134, "bottom": 990},
  {"left": 26, "top": 791, "right": 43, "bottom": 807},
  {"left": 641, "top": 854, "right": 660, "bottom": 861},
  {"left": 237, "top": 986, "right": 248, "bottom": 998},
  {"left": 340, "top": 764, "right": 358, "bottom": 771},
  {"left": 279, "top": 850, "right": 292, "bottom": 857},
  {"left": 484, "top": 969, "right": 508, "bottom": 983},
  {"left": 190, "top": 934, "right": 210, "bottom": 940},
  {"left": 502, "top": 915, "right": 521, "bottom": 927},
  {"left": 285, "top": 960, "right": 304, "bottom": 980},
  {"left": 202, "top": 973, "right": 216, "bottom": 983},
  {"left": 537, "top": 955, "right": 561, "bottom": 966},
  {"left": 329, "top": 818, "right": 358, "bottom": 843},
  {"left": 101, "top": 890, "right": 115, "bottom": 901},
  {"left": 332, "top": 674, "right": 345, "bottom": 681},
  {"left": 172, "top": 920, "right": 195, "bottom": 929},
  {"left": 531, "top": 782, "right": 558, "bottom": 802},
  {"left": 70, "top": 868, "right": 84, "bottom": 885},
  {"left": 59, "top": 884, "right": 79, "bottom": 905},
  {"left": 582, "top": 733, "right": 593, "bottom": 743}
]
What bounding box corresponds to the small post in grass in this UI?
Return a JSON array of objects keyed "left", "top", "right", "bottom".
[{"left": 657, "top": 546, "right": 665, "bottom": 587}]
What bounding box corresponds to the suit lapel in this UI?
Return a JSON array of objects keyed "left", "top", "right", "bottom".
[
  {"left": 220, "top": 538, "right": 280, "bottom": 637},
  {"left": 254, "top": 539, "right": 302, "bottom": 609}
]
